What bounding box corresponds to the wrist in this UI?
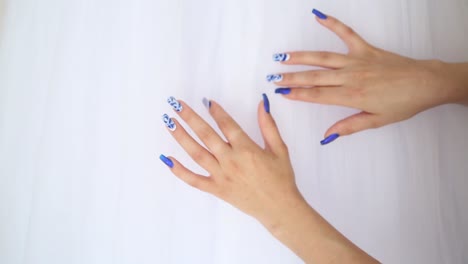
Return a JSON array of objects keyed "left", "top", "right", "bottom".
[{"left": 431, "top": 61, "right": 468, "bottom": 104}]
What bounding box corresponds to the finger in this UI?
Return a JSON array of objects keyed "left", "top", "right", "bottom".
[
  {"left": 160, "top": 155, "right": 216, "bottom": 194},
  {"left": 314, "top": 13, "right": 367, "bottom": 53},
  {"left": 276, "top": 87, "right": 357, "bottom": 108},
  {"left": 280, "top": 51, "right": 351, "bottom": 69},
  {"left": 167, "top": 97, "right": 230, "bottom": 155},
  {"left": 163, "top": 114, "right": 219, "bottom": 170},
  {"left": 324, "top": 112, "right": 385, "bottom": 138},
  {"left": 258, "top": 94, "right": 288, "bottom": 156},
  {"left": 207, "top": 100, "right": 255, "bottom": 147},
  {"left": 268, "top": 70, "right": 344, "bottom": 87}
]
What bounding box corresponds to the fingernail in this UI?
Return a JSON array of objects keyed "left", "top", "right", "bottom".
[
  {"left": 159, "top": 154, "right": 174, "bottom": 168},
  {"left": 266, "top": 74, "right": 283, "bottom": 82},
  {"left": 320, "top": 133, "right": 340, "bottom": 145},
  {"left": 273, "top": 53, "right": 290, "bottom": 62},
  {"left": 312, "top": 9, "right": 327, "bottom": 20},
  {"left": 275, "top": 88, "right": 291, "bottom": 95},
  {"left": 202, "top": 97, "right": 211, "bottom": 109},
  {"left": 167, "top": 96, "right": 183, "bottom": 112},
  {"left": 162, "top": 114, "right": 176, "bottom": 131},
  {"left": 262, "top": 93, "right": 270, "bottom": 114}
]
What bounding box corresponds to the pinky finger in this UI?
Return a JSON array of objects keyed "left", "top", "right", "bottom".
[{"left": 159, "top": 154, "right": 217, "bottom": 194}]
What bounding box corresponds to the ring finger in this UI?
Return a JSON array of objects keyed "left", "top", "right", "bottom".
[{"left": 162, "top": 114, "right": 219, "bottom": 171}]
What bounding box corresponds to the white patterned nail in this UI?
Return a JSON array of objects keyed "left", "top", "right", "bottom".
[
  {"left": 162, "top": 114, "right": 176, "bottom": 131},
  {"left": 273, "top": 53, "right": 290, "bottom": 62},
  {"left": 266, "top": 74, "right": 283, "bottom": 82},
  {"left": 167, "top": 96, "right": 183, "bottom": 112}
]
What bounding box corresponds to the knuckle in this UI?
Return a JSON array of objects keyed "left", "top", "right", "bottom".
[
  {"left": 304, "top": 88, "right": 322, "bottom": 100},
  {"left": 346, "top": 87, "right": 367, "bottom": 101},
  {"left": 316, "top": 52, "right": 331, "bottom": 62},
  {"left": 369, "top": 119, "right": 383, "bottom": 129},
  {"left": 343, "top": 25, "right": 356, "bottom": 38},
  {"left": 191, "top": 148, "right": 207, "bottom": 163}
]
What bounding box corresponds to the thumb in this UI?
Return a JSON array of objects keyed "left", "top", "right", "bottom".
[
  {"left": 258, "top": 94, "right": 288, "bottom": 156},
  {"left": 321, "top": 112, "right": 384, "bottom": 145}
]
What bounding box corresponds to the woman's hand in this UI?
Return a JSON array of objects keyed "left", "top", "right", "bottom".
[
  {"left": 269, "top": 9, "right": 468, "bottom": 145},
  {"left": 160, "top": 95, "right": 304, "bottom": 224},
  {"left": 159, "top": 95, "right": 379, "bottom": 263}
]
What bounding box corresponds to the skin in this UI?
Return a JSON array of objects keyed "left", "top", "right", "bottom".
[
  {"left": 274, "top": 15, "right": 468, "bottom": 139},
  {"left": 161, "top": 13, "right": 468, "bottom": 264},
  {"left": 163, "top": 99, "right": 378, "bottom": 263}
]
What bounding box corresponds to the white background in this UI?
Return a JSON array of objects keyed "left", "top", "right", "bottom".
[{"left": 1, "top": 0, "right": 468, "bottom": 263}]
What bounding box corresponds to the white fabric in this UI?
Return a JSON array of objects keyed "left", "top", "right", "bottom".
[{"left": 1, "top": 0, "right": 468, "bottom": 263}]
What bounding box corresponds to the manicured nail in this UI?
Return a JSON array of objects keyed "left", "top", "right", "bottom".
[
  {"left": 312, "top": 9, "right": 327, "bottom": 20},
  {"left": 167, "top": 96, "right": 183, "bottom": 112},
  {"left": 273, "top": 53, "right": 290, "bottom": 62},
  {"left": 159, "top": 154, "right": 174, "bottom": 168},
  {"left": 202, "top": 97, "right": 211, "bottom": 109},
  {"left": 266, "top": 74, "right": 283, "bottom": 82},
  {"left": 262, "top": 93, "right": 270, "bottom": 114},
  {"left": 320, "top": 133, "right": 340, "bottom": 145},
  {"left": 162, "top": 114, "right": 176, "bottom": 131},
  {"left": 275, "top": 88, "right": 291, "bottom": 95}
]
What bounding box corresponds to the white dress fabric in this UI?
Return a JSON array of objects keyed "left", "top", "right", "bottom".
[{"left": 1, "top": 0, "right": 467, "bottom": 263}]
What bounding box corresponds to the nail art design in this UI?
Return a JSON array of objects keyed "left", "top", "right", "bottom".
[
  {"left": 275, "top": 88, "right": 291, "bottom": 95},
  {"left": 159, "top": 154, "right": 174, "bottom": 168},
  {"left": 273, "top": 53, "right": 290, "bottom": 62},
  {"left": 312, "top": 9, "right": 327, "bottom": 20},
  {"left": 320, "top": 133, "right": 340, "bottom": 145},
  {"left": 266, "top": 74, "right": 283, "bottom": 82},
  {"left": 167, "top": 96, "right": 183, "bottom": 112},
  {"left": 162, "top": 114, "right": 176, "bottom": 131},
  {"left": 202, "top": 97, "right": 211, "bottom": 109},
  {"left": 262, "top": 93, "right": 270, "bottom": 114}
]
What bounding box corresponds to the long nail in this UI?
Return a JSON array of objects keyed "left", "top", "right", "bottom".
[
  {"left": 262, "top": 93, "right": 270, "bottom": 114},
  {"left": 273, "top": 53, "right": 290, "bottom": 62},
  {"left": 266, "top": 74, "right": 283, "bottom": 82},
  {"left": 162, "top": 114, "right": 176, "bottom": 131},
  {"left": 202, "top": 97, "right": 211, "bottom": 109},
  {"left": 159, "top": 154, "right": 174, "bottom": 168},
  {"left": 312, "top": 9, "right": 327, "bottom": 20},
  {"left": 320, "top": 133, "right": 340, "bottom": 145},
  {"left": 275, "top": 88, "right": 291, "bottom": 95},
  {"left": 167, "top": 96, "right": 183, "bottom": 112}
]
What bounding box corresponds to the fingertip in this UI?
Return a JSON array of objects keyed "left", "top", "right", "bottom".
[
  {"left": 159, "top": 154, "right": 175, "bottom": 168},
  {"left": 320, "top": 133, "right": 340, "bottom": 146}
]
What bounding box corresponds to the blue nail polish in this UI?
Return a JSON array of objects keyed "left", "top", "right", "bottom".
[
  {"left": 273, "top": 53, "right": 290, "bottom": 62},
  {"left": 160, "top": 154, "right": 174, "bottom": 168},
  {"left": 167, "top": 96, "right": 183, "bottom": 112},
  {"left": 262, "top": 93, "right": 270, "bottom": 114},
  {"left": 320, "top": 133, "right": 340, "bottom": 145},
  {"left": 162, "top": 114, "right": 176, "bottom": 131},
  {"left": 312, "top": 9, "right": 327, "bottom": 20},
  {"left": 266, "top": 74, "right": 283, "bottom": 82},
  {"left": 275, "top": 88, "right": 291, "bottom": 95},
  {"left": 202, "top": 97, "right": 211, "bottom": 109}
]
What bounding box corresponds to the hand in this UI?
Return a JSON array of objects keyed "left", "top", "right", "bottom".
[
  {"left": 159, "top": 95, "right": 305, "bottom": 224},
  {"left": 269, "top": 10, "right": 468, "bottom": 144},
  {"left": 159, "top": 95, "right": 379, "bottom": 263}
]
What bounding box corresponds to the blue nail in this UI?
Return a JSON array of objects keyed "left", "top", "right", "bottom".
[
  {"left": 273, "top": 53, "right": 290, "bottom": 62},
  {"left": 202, "top": 97, "right": 211, "bottom": 109},
  {"left": 162, "top": 114, "right": 176, "bottom": 131},
  {"left": 312, "top": 9, "right": 327, "bottom": 20},
  {"left": 320, "top": 133, "right": 340, "bottom": 145},
  {"left": 266, "top": 74, "right": 283, "bottom": 82},
  {"left": 167, "top": 96, "right": 183, "bottom": 112},
  {"left": 275, "top": 88, "right": 291, "bottom": 95},
  {"left": 159, "top": 154, "right": 174, "bottom": 168},
  {"left": 262, "top": 93, "right": 270, "bottom": 114}
]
